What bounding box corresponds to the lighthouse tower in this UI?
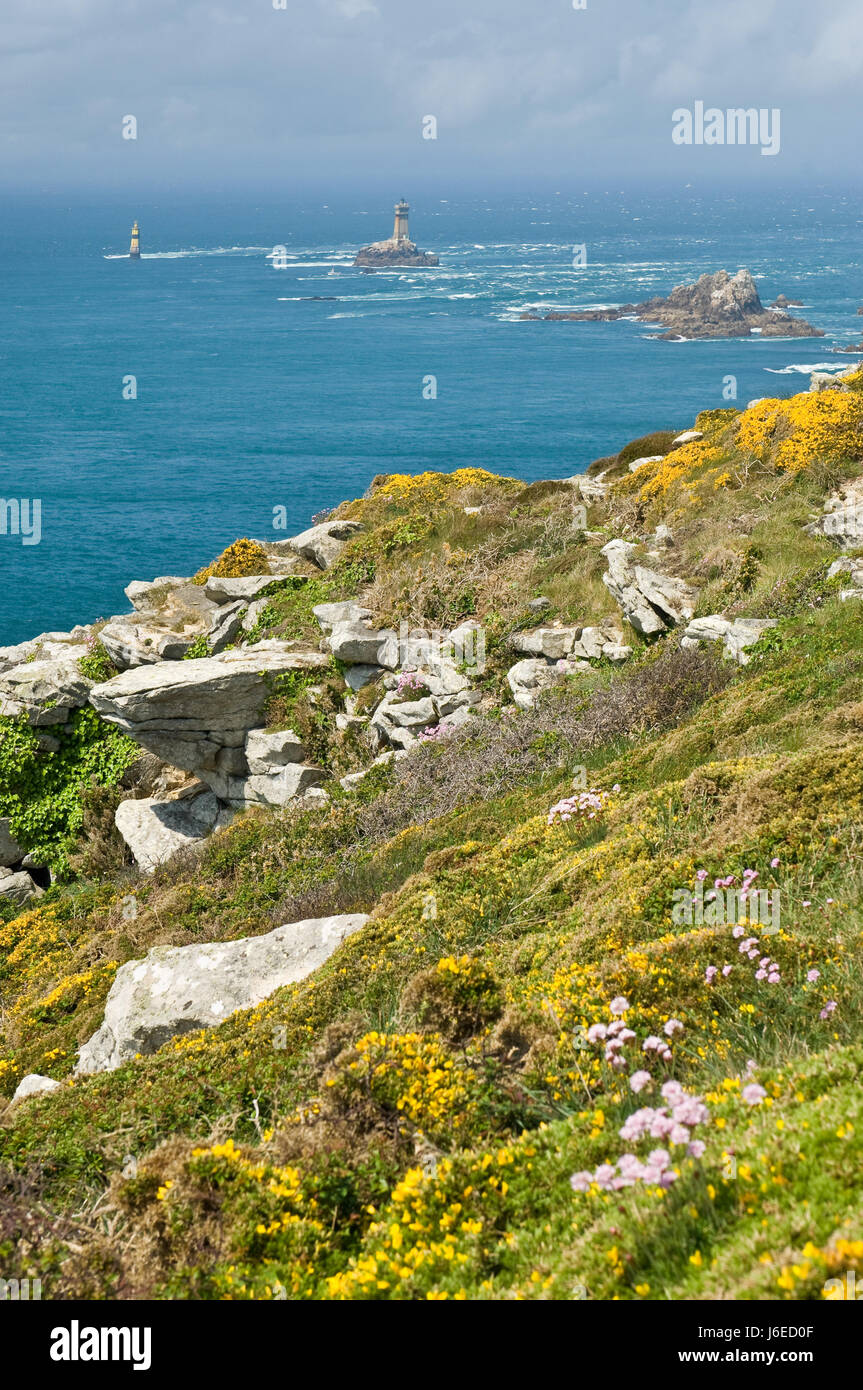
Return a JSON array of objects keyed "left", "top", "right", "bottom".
[
  {"left": 392, "top": 200, "right": 410, "bottom": 244},
  {"left": 129, "top": 221, "right": 141, "bottom": 259}
]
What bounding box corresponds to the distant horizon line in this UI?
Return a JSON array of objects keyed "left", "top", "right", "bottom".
[{"left": 3, "top": 176, "right": 863, "bottom": 200}]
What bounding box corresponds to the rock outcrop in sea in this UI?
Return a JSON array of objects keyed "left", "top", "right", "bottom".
[{"left": 521, "top": 268, "right": 823, "bottom": 339}]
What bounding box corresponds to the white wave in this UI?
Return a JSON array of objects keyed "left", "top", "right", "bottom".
[
  {"left": 447, "top": 293, "right": 478, "bottom": 299},
  {"left": 765, "top": 362, "right": 853, "bottom": 374}
]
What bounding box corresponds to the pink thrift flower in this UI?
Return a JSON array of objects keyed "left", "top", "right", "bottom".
[
  {"left": 570, "top": 1171, "right": 593, "bottom": 1193},
  {"left": 705, "top": 965, "right": 718, "bottom": 983},
  {"left": 722, "top": 964, "right": 733, "bottom": 977},
  {"left": 767, "top": 972, "right": 780, "bottom": 984},
  {"left": 663, "top": 1018, "right": 684, "bottom": 1037},
  {"left": 696, "top": 869, "right": 708, "bottom": 881},
  {"left": 807, "top": 969, "right": 820, "bottom": 983},
  {"left": 742, "top": 1083, "right": 767, "bottom": 1106},
  {"left": 770, "top": 857, "right": 780, "bottom": 868},
  {"left": 687, "top": 1140, "right": 706, "bottom": 1159},
  {"left": 820, "top": 1000, "right": 838, "bottom": 1020},
  {"left": 609, "top": 996, "right": 629, "bottom": 1016},
  {"left": 630, "top": 1070, "right": 652, "bottom": 1093}
]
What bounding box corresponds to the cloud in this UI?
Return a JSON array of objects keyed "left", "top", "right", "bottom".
[{"left": 0, "top": 0, "right": 860, "bottom": 186}]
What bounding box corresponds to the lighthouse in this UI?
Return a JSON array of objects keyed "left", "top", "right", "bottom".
[
  {"left": 129, "top": 221, "right": 141, "bottom": 259},
  {"left": 353, "top": 199, "right": 439, "bottom": 268},
  {"left": 392, "top": 200, "right": 410, "bottom": 243}
]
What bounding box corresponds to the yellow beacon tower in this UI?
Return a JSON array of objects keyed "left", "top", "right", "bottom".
[{"left": 129, "top": 221, "right": 141, "bottom": 259}]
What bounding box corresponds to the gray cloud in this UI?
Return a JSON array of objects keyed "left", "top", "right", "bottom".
[{"left": 0, "top": 0, "right": 860, "bottom": 187}]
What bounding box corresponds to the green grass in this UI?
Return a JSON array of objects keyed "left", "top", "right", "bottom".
[{"left": 3, "top": 389, "right": 863, "bottom": 1299}]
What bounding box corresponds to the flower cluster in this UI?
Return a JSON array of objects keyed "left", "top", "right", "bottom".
[
  {"left": 331, "top": 1030, "right": 480, "bottom": 1142},
  {"left": 417, "top": 723, "right": 453, "bottom": 743},
  {"left": 570, "top": 1080, "right": 709, "bottom": 1193},
  {"left": 736, "top": 387, "right": 863, "bottom": 474},
  {"left": 581, "top": 1001, "right": 683, "bottom": 1075},
  {"left": 374, "top": 468, "right": 508, "bottom": 502},
  {"left": 395, "top": 670, "right": 430, "bottom": 699},
  {"left": 612, "top": 440, "right": 724, "bottom": 503},
  {"left": 548, "top": 786, "right": 619, "bottom": 829}
]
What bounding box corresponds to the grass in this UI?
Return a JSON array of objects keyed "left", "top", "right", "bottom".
[{"left": 2, "top": 375, "right": 863, "bottom": 1299}]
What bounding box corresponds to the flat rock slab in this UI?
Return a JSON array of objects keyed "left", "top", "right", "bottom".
[
  {"left": 313, "top": 600, "right": 373, "bottom": 632},
  {"left": 0, "top": 869, "right": 43, "bottom": 905},
  {"left": 0, "top": 658, "right": 94, "bottom": 726},
  {"left": 284, "top": 520, "right": 363, "bottom": 569},
  {"left": 115, "top": 792, "right": 234, "bottom": 873},
  {"left": 0, "top": 633, "right": 89, "bottom": 676},
  {"left": 99, "top": 619, "right": 195, "bottom": 669},
  {"left": 602, "top": 538, "right": 697, "bottom": 635},
  {"left": 204, "top": 575, "right": 282, "bottom": 604},
  {"left": 75, "top": 913, "right": 370, "bottom": 1074},
  {"left": 681, "top": 615, "right": 777, "bottom": 665},
  {"left": 89, "top": 647, "right": 329, "bottom": 776},
  {"left": 11, "top": 1073, "right": 62, "bottom": 1104}
]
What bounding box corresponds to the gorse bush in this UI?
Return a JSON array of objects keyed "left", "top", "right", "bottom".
[{"left": 193, "top": 538, "right": 271, "bottom": 584}]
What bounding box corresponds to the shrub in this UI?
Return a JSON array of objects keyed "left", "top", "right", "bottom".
[
  {"left": 193, "top": 538, "right": 270, "bottom": 584},
  {"left": 616, "top": 431, "right": 678, "bottom": 468},
  {"left": 400, "top": 956, "right": 504, "bottom": 1044},
  {"left": 77, "top": 642, "right": 117, "bottom": 683},
  {"left": 736, "top": 389, "right": 863, "bottom": 473},
  {"left": 0, "top": 709, "right": 140, "bottom": 876},
  {"left": 358, "top": 643, "right": 734, "bottom": 838}
]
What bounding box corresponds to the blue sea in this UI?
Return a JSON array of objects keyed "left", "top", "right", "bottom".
[{"left": 1, "top": 186, "right": 861, "bottom": 646}]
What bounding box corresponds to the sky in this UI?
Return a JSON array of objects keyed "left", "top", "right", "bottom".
[{"left": 1, "top": 0, "right": 862, "bottom": 193}]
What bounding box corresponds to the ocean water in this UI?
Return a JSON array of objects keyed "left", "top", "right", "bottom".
[{"left": 1, "top": 186, "right": 861, "bottom": 646}]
